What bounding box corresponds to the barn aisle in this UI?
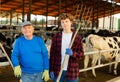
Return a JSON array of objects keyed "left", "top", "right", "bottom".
[
  {"left": 79, "top": 67, "right": 117, "bottom": 82},
  {"left": 0, "top": 65, "right": 120, "bottom": 82},
  {"left": 0, "top": 66, "right": 19, "bottom": 82}
]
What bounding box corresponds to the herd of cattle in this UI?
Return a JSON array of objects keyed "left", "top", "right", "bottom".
[{"left": 1, "top": 29, "right": 120, "bottom": 78}]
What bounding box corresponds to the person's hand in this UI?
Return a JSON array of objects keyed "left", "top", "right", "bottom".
[
  {"left": 65, "top": 48, "right": 73, "bottom": 56},
  {"left": 14, "top": 65, "right": 21, "bottom": 78},
  {"left": 50, "top": 71, "right": 55, "bottom": 80},
  {"left": 42, "top": 70, "right": 50, "bottom": 81}
]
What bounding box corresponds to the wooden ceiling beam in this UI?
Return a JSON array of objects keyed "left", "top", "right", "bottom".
[{"left": 1, "top": 0, "right": 120, "bottom": 19}]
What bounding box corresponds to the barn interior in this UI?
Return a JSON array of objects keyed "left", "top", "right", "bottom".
[
  {"left": 1, "top": 0, "right": 120, "bottom": 82},
  {"left": 1, "top": 0, "right": 120, "bottom": 27},
  {"left": 1, "top": 0, "right": 120, "bottom": 38},
  {"left": 1, "top": 0, "right": 120, "bottom": 42},
  {"left": 1, "top": 0, "right": 120, "bottom": 18}
]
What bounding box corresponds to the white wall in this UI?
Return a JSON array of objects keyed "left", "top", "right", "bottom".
[{"left": 98, "top": 16, "right": 118, "bottom": 30}]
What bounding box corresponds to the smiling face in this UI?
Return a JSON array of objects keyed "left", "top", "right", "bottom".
[{"left": 21, "top": 25, "right": 34, "bottom": 40}]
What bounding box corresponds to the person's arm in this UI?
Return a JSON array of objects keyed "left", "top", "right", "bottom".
[
  {"left": 40, "top": 38, "right": 49, "bottom": 70},
  {"left": 71, "top": 34, "right": 84, "bottom": 61},
  {"left": 11, "top": 39, "right": 20, "bottom": 67},
  {"left": 11, "top": 39, "right": 21, "bottom": 78},
  {"left": 50, "top": 35, "right": 57, "bottom": 72},
  {"left": 40, "top": 38, "right": 50, "bottom": 81}
]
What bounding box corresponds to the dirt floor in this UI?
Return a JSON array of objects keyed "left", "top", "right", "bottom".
[{"left": 0, "top": 64, "right": 120, "bottom": 82}]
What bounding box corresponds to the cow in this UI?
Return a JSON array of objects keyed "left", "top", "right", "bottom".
[
  {"left": 0, "top": 33, "right": 12, "bottom": 63},
  {"left": 45, "top": 38, "right": 52, "bottom": 57},
  {"left": 84, "top": 34, "right": 120, "bottom": 77}
]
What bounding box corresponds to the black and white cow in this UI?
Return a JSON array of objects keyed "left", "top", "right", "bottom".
[
  {"left": 0, "top": 33, "right": 11, "bottom": 63},
  {"left": 84, "top": 34, "right": 120, "bottom": 77}
]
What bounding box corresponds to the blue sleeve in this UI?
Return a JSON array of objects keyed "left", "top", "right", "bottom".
[
  {"left": 40, "top": 38, "right": 49, "bottom": 70},
  {"left": 11, "top": 39, "right": 20, "bottom": 67}
]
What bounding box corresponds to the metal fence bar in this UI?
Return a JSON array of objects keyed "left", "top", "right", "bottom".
[
  {"left": 84, "top": 48, "right": 120, "bottom": 55},
  {"left": 80, "top": 60, "right": 120, "bottom": 72},
  {"left": 79, "top": 48, "right": 120, "bottom": 72}
]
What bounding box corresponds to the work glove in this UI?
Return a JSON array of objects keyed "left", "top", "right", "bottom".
[
  {"left": 65, "top": 48, "right": 73, "bottom": 56},
  {"left": 42, "top": 70, "right": 50, "bottom": 81},
  {"left": 14, "top": 65, "right": 22, "bottom": 78},
  {"left": 50, "top": 71, "right": 55, "bottom": 80}
]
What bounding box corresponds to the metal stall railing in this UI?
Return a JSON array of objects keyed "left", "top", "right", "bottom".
[{"left": 79, "top": 48, "right": 120, "bottom": 72}]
